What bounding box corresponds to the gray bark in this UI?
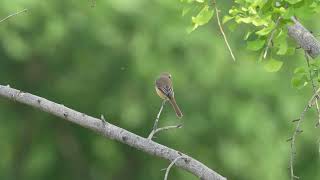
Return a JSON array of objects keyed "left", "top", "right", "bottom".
[
  {"left": 0, "top": 85, "right": 226, "bottom": 180},
  {"left": 288, "top": 16, "right": 320, "bottom": 59}
]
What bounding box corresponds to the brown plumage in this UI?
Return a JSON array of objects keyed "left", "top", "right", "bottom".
[{"left": 155, "top": 72, "right": 183, "bottom": 118}]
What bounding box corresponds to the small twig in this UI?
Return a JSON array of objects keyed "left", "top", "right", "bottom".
[
  {"left": 148, "top": 100, "right": 166, "bottom": 139},
  {"left": 100, "top": 114, "right": 106, "bottom": 121},
  {"left": 289, "top": 87, "right": 320, "bottom": 180},
  {"left": 148, "top": 124, "right": 183, "bottom": 140},
  {"left": 148, "top": 100, "right": 166, "bottom": 138},
  {"left": 0, "top": 9, "right": 28, "bottom": 23},
  {"left": 148, "top": 100, "right": 182, "bottom": 140},
  {"left": 263, "top": 16, "right": 282, "bottom": 59},
  {"left": 212, "top": 0, "right": 236, "bottom": 61},
  {"left": 164, "top": 156, "right": 184, "bottom": 180},
  {"left": 305, "top": 52, "right": 320, "bottom": 126}
]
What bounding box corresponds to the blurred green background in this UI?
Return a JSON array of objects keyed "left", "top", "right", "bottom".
[{"left": 1, "top": 0, "right": 320, "bottom": 180}]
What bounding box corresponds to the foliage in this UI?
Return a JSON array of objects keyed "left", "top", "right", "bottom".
[
  {"left": 181, "top": 0, "right": 215, "bottom": 33},
  {"left": 180, "top": 0, "right": 320, "bottom": 88}
]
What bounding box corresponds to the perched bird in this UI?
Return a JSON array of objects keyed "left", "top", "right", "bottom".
[{"left": 155, "top": 72, "right": 183, "bottom": 118}]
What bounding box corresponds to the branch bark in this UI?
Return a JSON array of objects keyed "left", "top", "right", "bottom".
[
  {"left": 0, "top": 85, "right": 226, "bottom": 180},
  {"left": 288, "top": 16, "right": 320, "bottom": 59}
]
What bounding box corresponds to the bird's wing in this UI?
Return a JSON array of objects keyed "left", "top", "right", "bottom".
[{"left": 157, "top": 84, "right": 174, "bottom": 98}]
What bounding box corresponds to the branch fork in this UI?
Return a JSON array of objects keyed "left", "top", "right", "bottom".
[{"left": 148, "top": 100, "right": 183, "bottom": 140}]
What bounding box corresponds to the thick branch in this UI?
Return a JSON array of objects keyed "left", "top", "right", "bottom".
[
  {"left": 0, "top": 85, "right": 226, "bottom": 180},
  {"left": 288, "top": 17, "right": 320, "bottom": 59}
]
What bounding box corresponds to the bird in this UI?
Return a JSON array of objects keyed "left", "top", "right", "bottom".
[{"left": 155, "top": 72, "right": 183, "bottom": 118}]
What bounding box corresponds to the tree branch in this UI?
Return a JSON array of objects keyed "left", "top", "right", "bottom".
[
  {"left": 0, "top": 9, "right": 28, "bottom": 23},
  {"left": 0, "top": 85, "right": 226, "bottom": 180},
  {"left": 288, "top": 16, "right": 320, "bottom": 59},
  {"left": 304, "top": 52, "right": 320, "bottom": 126},
  {"left": 289, "top": 87, "right": 320, "bottom": 180}
]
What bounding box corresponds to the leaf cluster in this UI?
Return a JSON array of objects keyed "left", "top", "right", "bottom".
[{"left": 180, "top": 0, "right": 320, "bottom": 88}]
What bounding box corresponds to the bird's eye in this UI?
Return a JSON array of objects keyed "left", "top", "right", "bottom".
[{"left": 168, "top": 75, "right": 171, "bottom": 79}]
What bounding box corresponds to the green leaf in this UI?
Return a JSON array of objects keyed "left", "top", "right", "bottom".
[
  {"left": 229, "top": 7, "right": 242, "bottom": 16},
  {"left": 285, "top": 0, "right": 303, "bottom": 5},
  {"left": 235, "top": 16, "right": 253, "bottom": 24},
  {"left": 277, "top": 41, "right": 288, "bottom": 55},
  {"left": 223, "top": 15, "right": 234, "bottom": 24},
  {"left": 251, "top": 16, "right": 269, "bottom": 26},
  {"left": 255, "top": 25, "right": 274, "bottom": 36},
  {"left": 286, "top": 47, "right": 296, "bottom": 55},
  {"left": 227, "top": 21, "right": 238, "bottom": 32},
  {"left": 274, "top": 7, "right": 286, "bottom": 14},
  {"left": 180, "top": 0, "right": 198, "bottom": 3},
  {"left": 291, "top": 74, "right": 308, "bottom": 89},
  {"left": 282, "top": 7, "right": 294, "bottom": 19},
  {"left": 294, "top": 67, "right": 306, "bottom": 74},
  {"left": 274, "top": 30, "right": 288, "bottom": 55},
  {"left": 247, "top": 39, "right": 265, "bottom": 51},
  {"left": 190, "top": 5, "right": 214, "bottom": 32},
  {"left": 264, "top": 59, "right": 283, "bottom": 72},
  {"left": 192, "top": 5, "right": 214, "bottom": 26}
]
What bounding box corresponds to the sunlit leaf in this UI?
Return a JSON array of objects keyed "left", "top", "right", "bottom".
[
  {"left": 255, "top": 25, "right": 274, "bottom": 36},
  {"left": 190, "top": 5, "right": 214, "bottom": 32},
  {"left": 285, "top": 0, "right": 303, "bottom": 5},
  {"left": 192, "top": 5, "right": 214, "bottom": 26},
  {"left": 223, "top": 15, "right": 234, "bottom": 24}
]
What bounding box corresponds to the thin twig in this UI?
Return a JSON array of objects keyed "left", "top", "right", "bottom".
[
  {"left": 0, "top": 9, "right": 28, "bottom": 23},
  {"left": 148, "top": 100, "right": 166, "bottom": 139},
  {"left": 212, "top": 0, "right": 236, "bottom": 61},
  {"left": 148, "top": 124, "right": 183, "bottom": 140},
  {"left": 263, "top": 16, "right": 282, "bottom": 59},
  {"left": 164, "top": 156, "right": 184, "bottom": 180},
  {"left": 289, "top": 87, "right": 320, "bottom": 180},
  {"left": 147, "top": 100, "right": 182, "bottom": 140}
]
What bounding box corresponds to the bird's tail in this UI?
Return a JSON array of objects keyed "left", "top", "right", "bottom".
[{"left": 169, "top": 97, "right": 183, "bottom": 118}]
